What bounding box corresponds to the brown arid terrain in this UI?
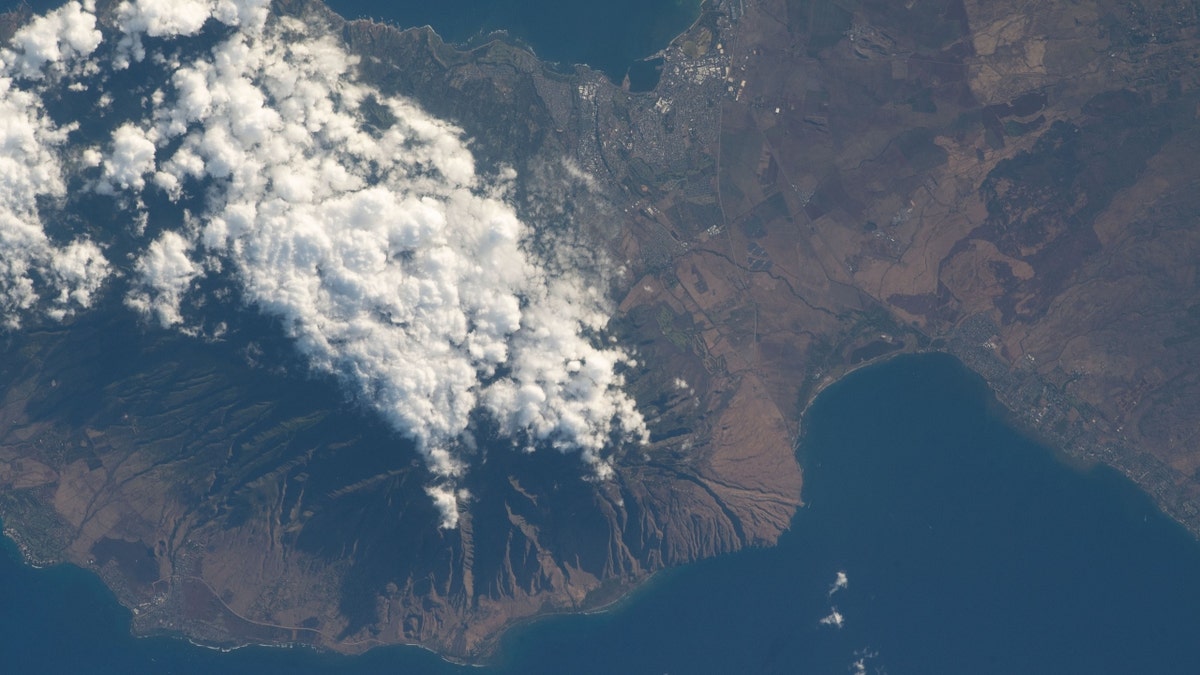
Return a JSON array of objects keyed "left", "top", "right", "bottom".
[{"left": 1, "top": 0, "right": 1200, "bottom": 663}]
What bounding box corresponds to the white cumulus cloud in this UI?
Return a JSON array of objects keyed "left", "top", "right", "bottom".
[
  {"left": 100, "top": 123, "right": 158, "bottom": 193},
  {"left": 0, "top": 0, "right": 647, "bottom": 528},
  {"left": 127, "top": 230, "right": 203, "bottom": 328},
  {"left": 829, "top": 570, "right": 848, "bottom": 596},
  {"left": 2, "top": 0, "right": 102, "bottom": 79},
  {"left": 819, "top": 608, "right": 845, "bottom": 628},
  {"left": 0, "top": 51, "right": 111, "bottom": 326},
  {"left": 46, "top": 238, "right": 111, "bottom": 317}
]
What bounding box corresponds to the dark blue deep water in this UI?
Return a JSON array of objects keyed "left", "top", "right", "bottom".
[
  {"left": 12, "top": 0, "right": 701, "bottom": 82},
  {"left": 5, "top": 353, "right": 1200, "bottom": 674},
  {"left": 6, "top": 1, "right": 1200, "bottom": 671},
  {"left": 324, "top": 0, "right": 703, "bottom": 82}
]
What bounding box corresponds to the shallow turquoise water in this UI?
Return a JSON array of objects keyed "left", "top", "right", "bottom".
[{"left": 5, "top": 353, "right": 1200, "bottom": 673}]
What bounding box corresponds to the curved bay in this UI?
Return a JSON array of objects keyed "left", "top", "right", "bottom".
[{"left": 5, "top": 354, "right": 1200, "bottom": 673}]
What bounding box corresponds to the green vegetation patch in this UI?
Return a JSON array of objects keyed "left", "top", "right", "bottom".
[{"left": 656, "top": 306, "right": 696, "bottom": 351}]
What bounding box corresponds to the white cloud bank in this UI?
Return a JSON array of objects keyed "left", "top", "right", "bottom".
[
  {"left": 4, "top": 0, "right": 102, "bottom": 79},
  {"left": 0, "top": 0, "right": 646, "bottom": 528},
  {"left": 0, "top": 1, "right": 110, "bottom": 327}
]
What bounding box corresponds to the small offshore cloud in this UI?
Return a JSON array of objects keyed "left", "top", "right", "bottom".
[
  {"left": 0, "top": 0, "right": 648, "bottom": 528},
  {"left": 820, "top": 570, "right": 849, "bottom": 629},
  {"left": 849, "top": 648, "right": 884, "bottom": 675},
  {"left": 819, "top": 608, "right": 845, "bottom": 629},
  {"left": 829, "top": 569, "right": 848, "bottom": 596}
]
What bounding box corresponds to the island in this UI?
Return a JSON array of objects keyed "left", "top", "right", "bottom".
[{"left": 1, "top": 0, "right": 1198, "bottom": 663}]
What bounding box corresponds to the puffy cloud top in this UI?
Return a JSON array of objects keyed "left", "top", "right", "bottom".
[
  {"left": 127, "top": 231, "right": 202, "bottom": 327},
  {"left": 101, "top": 123, "right": 158, "bottom": 192},
  {"left": 3, "top": 1, "right": 102, "bottom": 78},
  {"left": 0, "top": 11, "right": 110, "bottom": 327},
  {"left": 0, "top": 0, "right": 646, "bottom": 528},
  {"left": 117, "top": 0, "right": 272, "bottom": 36}
]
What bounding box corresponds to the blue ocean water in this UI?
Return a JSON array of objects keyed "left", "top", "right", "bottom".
[
  {"left": 5, "top": 353, "right": 1200, "bottom": 673},
  {"left": 3, "top": 4, "right": 1200, "bottom": 668},
  {"left": 324, "top": 0, "right": 703, "bottom": 81},
  {"left": 12, "top": 0, "right": 701, "bottom": 82}
]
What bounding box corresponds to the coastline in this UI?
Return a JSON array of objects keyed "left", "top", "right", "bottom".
[
  {"left": 329, "top": 0, "right": 705, "bottom": 83},
  {"left": 1, "top": 0, "right": 719, "bottom": 666},
  {"left": 3, "top": 0, "right": 1200, "bottom": 668},
  {"left": 9, "top": 354, "right": 1200, "bottom": 672}
]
